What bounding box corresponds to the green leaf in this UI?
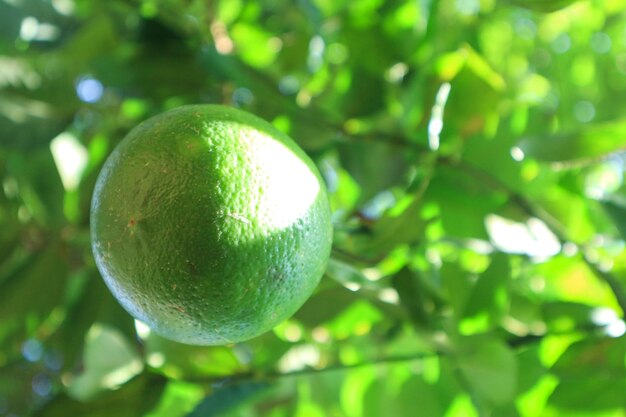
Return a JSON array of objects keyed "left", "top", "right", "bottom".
[
  {"left": 503, "top": 0, "right": 582, "bottom": 12},
  {"left": 541, "top": 301, "right": 598, "bottom": 333},
  {"left": 325, "top": 299, "right": 384, "bottom": 340},
  {"left": 516, "top": 345, "right": 547, "bottom": 394},
  {"left": 185, "top": 382, "right": 270, "bottom": 417},
  {"left": 518, "top": 120, "right": 626, "bottom": 164},
  {"left": 534, "top": 255, "right": 621, "bottom": 311},
  {"left": 295, "top": 285, "right": 360, "bottom": 327},
  {"left": 0, "top": 243, "right": 68, "bottom": 346},
  {"left": 427, "top": 165, "right": 504, "bottom": 240},
  {"left": 441, "top": 262, "right": 473, "bottom": 319},
  {"left": 536, "top": 184, "right": 596, "bottom": 242},
  {"left": 367, "top": 193, "right": 426, "bottom": 253},
  {"left": 230, "top": 23, "right": 279, "bottom": 68},
  {"left": 338, "top": 140, "right": 409, "bottom": 204},
  {"left": 295, "top": 400, "right": 326, "bottom": 417},
  {"left": 361, "top": 378, "right": 403, "bottom": 417},
  {"left": 49, "top": 272, "right": 127, "bottom": 371},
  {"left": 312, "top": 0, "right": 348, "bottom": 16},
  {"left": 145, "top": 380, "right": 204, "bottom": 417},
  {"left": 0, "top": 360, "right": 40, "bottom": 416},
  {"left": 6, "top": 149, "right": 65, "bottom": 225},
  {"left": 0, "top": 2, "right": 22, "bottom": 40},
  {"left": 339, "top": 367, "right": 377, "bottom": 417},
  {"left": 601, "top": 200, "right": 626, "bottom": 240},
  {"left": 361, "top": 364, "right": 457, "bottom": 417},
  {"left": 325, "top": 258, "right": 374, "bottom": 288},
  {"left": 33, "top": 373, "right": 167, "bottom": 417},
  {"left": 398, "top": 375, "right": 448, "bottom": 417},
  {"left": 549, "top": 377, "right": 626, "bottom": 412},
  {"left": 460, "top": 129, "right": 525, "bottom": 193},
  {"left": 0, "top": 93, "right": 73, "bottom": 151},
  {"left": 343, "top": 191, "right": 427, "bottom": 261},
  {"left": 457, "top": 336, "right": 518, "bottom": 406},
  {"left": 67, "top": 324, "right": 143, "bottom": 400},
  {"left": 436, "top": 45, "right": 505, "bottom": 137},
  {"left": 548, "top": 337, "right": 626, "bottom": 411},
  {"left": 144, "top": 332, "right": 243, "bottom": 379},
  {"left": 58, "top": 14, "right": 119, "bottom": 72},
  {"left": 216, "top": 0, "right": 243, "bottom": 24},
  {"left": 392, "top": 267, "right": 431, "bottom": 328},
  {"left": 461, "top": 254, "right": 510, "bottom": 331},
  {"left": 491, "top": 405, "right": 521, "bottom": 417}
]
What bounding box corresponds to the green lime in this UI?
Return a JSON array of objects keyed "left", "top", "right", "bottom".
[{"left": 90, "top": 105, "right": 332, "bottom": 345}]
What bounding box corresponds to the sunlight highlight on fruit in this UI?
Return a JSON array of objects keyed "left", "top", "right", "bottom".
[{"left": 235, "top": 126, "right": 320, "bottom": 231}]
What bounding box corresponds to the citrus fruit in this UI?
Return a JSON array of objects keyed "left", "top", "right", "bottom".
[{"left": 90, "top": 104, "right": 333, "bottom": 345}]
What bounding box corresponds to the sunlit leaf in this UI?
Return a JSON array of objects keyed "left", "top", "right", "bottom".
[
  {"left": 548, "top": 337, "right": 626, "bottom": 411},
  {"left": 338, "top": 140, "right": 409, "bottom": 204},
  {"left": 295, "top": 400, "right": 326, "bottom": 417},
  {"left": 516, "top": 345, "right": 547, "bottom": 395},
  {"left": 441, "top": 262, "right": 473, "bottom": 319},
  {"left": 145, "top": 380, "right": 204, "bottom": 417},
  {"left": 533, "top": 255, "right": 621, "bottom": 312},
  {"left": 230, "top": 23, "right": 279, "bottom": 69},
  {"left": 325, "top": 299, "right": 383, "bottom": 339},
  {"left": 601, "top": 200, "right": 626, "bottom": 240},
  {"left": 144, "top": 332, "right": 243, "bottom": 379},
  {"left": 367, "top": 193, "right": 426, "bottom": 251},
  {"left": 398, "top": 375, "right": 446, "bottom": 417},
  {"left": 295, "top": 285, "right": 360, "bottom": 327},
  {"left": 436, "top": 45, "right": 505, "bottom": 137},
  {"left": 340, "top": 367, "right": 377, "bottom": 417},
  {"left": 461, "top": 253, "right": 510, "bottom": 330},
  {"left": 427, "top": 165, "right": 504, "bottom": 239},
  {"left": 67, "top": 324, "right": 143, "bottom": 400},
  {"left": 457, "top": 336, "right": 518, "bottom": 405},
  {"left": 541, "top": 301, "right": 598, "bottom": 333},
  {"left": 325, "top": 258, "right": 376, "bottom": 290}
]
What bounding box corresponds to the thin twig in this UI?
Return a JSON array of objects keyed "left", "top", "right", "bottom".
[
  {"left": 180, "top": 330, "right": 555, "bottom": 386},
  {"left": 182, "top": 351, "right": 438, "bottom": 384}
]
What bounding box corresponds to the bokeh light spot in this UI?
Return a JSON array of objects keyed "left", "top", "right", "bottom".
[{"left": 76, "top": 76, "right": 104, "bottom": 103}]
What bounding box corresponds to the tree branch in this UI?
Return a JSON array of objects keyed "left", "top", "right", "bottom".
[
  {"left": 180, "top": 330, "right": 555, "bottom": 386},
  {"left": 182, "top": 351, "right": 438, "bottom": 384}
]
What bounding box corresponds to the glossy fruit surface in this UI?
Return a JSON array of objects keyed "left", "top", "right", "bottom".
[{"left": 90, "top": 105, "right": 332, "bottom": 345}]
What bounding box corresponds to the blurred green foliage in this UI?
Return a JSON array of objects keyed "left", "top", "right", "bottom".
[{"left": 2, "top": 0, "right": 626, "bottom": 416}]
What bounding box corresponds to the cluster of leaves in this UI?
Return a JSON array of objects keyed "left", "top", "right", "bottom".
[{"left": 2, "top": 0, "right": 626, "bottom": 416}]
